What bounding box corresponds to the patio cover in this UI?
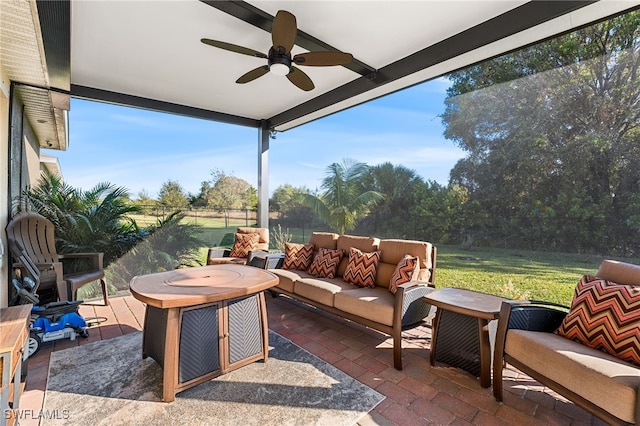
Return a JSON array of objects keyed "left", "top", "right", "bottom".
[{"left": 3, "top": 0, "right": 640, "bottom": 222}]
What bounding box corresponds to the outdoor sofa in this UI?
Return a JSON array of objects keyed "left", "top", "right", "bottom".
[
  {"left": 269, "top": 232, "right": 437, "bottom": 370},
  {"left": 493, "top": 259, "right": 640, "bottom": 425}
]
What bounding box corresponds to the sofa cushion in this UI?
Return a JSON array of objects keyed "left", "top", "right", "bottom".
[
  {"left": 343, "top": 247, "right": 381, "bottom": 288},
  {"left": 377, "top": 239, "right": 433, "bottom": 285},
  {"left": 282, "top": 242, "right": 314, "bottom": 271},
  {"left": 556, "top": 275, "right": 640, "bottom": 366},
  {"left": 334, "top": 287, "right": 395, "bottom": 327},
  {"left": 229, "top": 232, "right": 259, "bottom": 258},
  {"left": 506, "top": 329, "right": 639, "bottom": 424},
  {"left": 308, "top": 248, "right": 344, "bottom": 279},
  {"left": 295, "top": 276, "right": 355, "bottom": 307},
  {"left": 389, "top": 255, "right": 419, "bottom": 294},
  {"left": 309, "top": 232, "right": 339, "bottom": 250},
  {"left": 271, "top": 268, "right": 315, "bottom": 293}
]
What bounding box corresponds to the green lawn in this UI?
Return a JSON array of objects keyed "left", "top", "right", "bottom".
[
  {"left": 433, "top": 245, "right": 611, "bottom": 306},
  {"left": 131, "top": 215, "right": 631, "bottom": 307}
]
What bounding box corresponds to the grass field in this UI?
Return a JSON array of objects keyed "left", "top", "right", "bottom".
[{"left": 133, "top": 215, "right": 633, "bottom": 307}]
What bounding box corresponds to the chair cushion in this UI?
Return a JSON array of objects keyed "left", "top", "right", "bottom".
[
  {"left": 556, "top": 275, "right": 640, "bottom": 366},
  {"left": 237, "top": 227, "right": 269, "bottom": 252},
  {"left": 506, "top": 330, "right": 639, "bottom": 424},
  {"left": 342, "top": 247, "right": 381, "bottom": 288},
  {"left": 229, "top": 232, "right": 259, "bottom": 258},
  {"left": 389, "top": 255, "right": 419, "bottom": 294},
  {"left": 282, "top": 242, "right": 314, "bottom": 271},
  {"left": 308, "top": 248, "right": 344, "bottom": 279}
]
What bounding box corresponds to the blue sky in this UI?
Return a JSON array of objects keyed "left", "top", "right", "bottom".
[{"left": 49, "top": 77, "right": 466, "bottom": 199}]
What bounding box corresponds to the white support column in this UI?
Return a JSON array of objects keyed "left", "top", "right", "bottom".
[{"left": 257, "top": 122, "right": 270, "bottom": 229}]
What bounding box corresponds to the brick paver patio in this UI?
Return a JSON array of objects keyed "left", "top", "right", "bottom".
[{"left": 17, "top": 292, "right": 605, "bottom": 425}]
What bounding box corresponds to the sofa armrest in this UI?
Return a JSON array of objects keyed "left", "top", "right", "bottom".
[
  {"left": 505, "top": 300, "right": 569, "bottom": 332},
  {"left": 248, "top": 251, "right": 283, "bottom": 269},
  {"left": 395, "top": 282, "right": 435, "bottom": 327},
  {"left": 206, "top": 248, "right": 231, "bottom": 264}
]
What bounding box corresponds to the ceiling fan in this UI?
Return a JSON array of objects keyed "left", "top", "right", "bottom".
[{"left": 201, "top": 10, "right": 353, "bottom": 91}]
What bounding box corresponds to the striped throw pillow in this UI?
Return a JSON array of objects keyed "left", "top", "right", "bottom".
[
  {"left": 389, "top": 255, "right": 419, "bottom": 294},
  {"left": 343, "top": 247, "right": 381, "bottom": 288},
  {"left": 556, "top": 275, "right": 640, "bottom": 366},
  {"left": 282, "top": 242, "right": 314, "bottom": 270},
  {"left": 229, "top": 232, "right": 259, "bottom": 258},
  {"left": 308, "top": 248, "right": 343, "bottom": 278}
]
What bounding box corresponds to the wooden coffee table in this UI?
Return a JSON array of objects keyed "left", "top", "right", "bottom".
[
  {"left": 424, "top": 288, "right": 507, "bottom": 387},
  {"left": 130, "top": 264, "right": 278, "bottom": 402}
]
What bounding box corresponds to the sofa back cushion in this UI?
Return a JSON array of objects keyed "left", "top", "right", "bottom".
[
  {"left": 376, "top": 239, "right": 433, "bottom": 287},
  {"left": 336, "top": 235, "right": 379, "bottom": 276},
  {"left": 309, "top": 232, "right": 339, "bottom": 250},
  {"left": 597, "top": 260, "right": 640, "bottom": 286}
]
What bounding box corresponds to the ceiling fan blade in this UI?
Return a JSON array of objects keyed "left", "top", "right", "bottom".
[
  {"left": 271, "top": 10, "right": 297, "bottom": 54},
  {"left": 293, "top": 51, "right": 354, "bottom": 66},
  {"left": 201, "top": 38, "right": 267, "bottom": 58},
  {"left": 236, "top": 66, "right": 270, "bottom": 84},
  {"left": 286, "top": 67, "right": 315, "bottom": 91}
]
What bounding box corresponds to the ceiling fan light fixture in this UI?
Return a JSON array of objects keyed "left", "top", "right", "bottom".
[{"left": 270, "top": 62, "right": 290, "bottom": 76}]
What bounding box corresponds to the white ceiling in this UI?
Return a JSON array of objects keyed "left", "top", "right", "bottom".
[
  {"left": 0, "top": 0, "right": 628, "bottom": 145},
  {"left": 69, "top": 1, "right": 640, "bottom": 132}
]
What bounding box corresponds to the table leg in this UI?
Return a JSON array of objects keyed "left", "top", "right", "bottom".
[
  {"left": 258, "top": 292, "right": 269, "bottom": 362},
  {"left": 477, "top": 318, "right": 491, "bottom": 388},
  {"left": 429, "top": 308, "right": 442, "bottom": 367},
  {"left": 162, "top": 308, "right": 180, "bottom": 402}
]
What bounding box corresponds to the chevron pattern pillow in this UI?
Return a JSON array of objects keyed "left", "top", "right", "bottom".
[
  {"left": 343, "top": 247, "right": 381, "bottom": 288},
  {"left": 556, "top": 275, "right": 640, "bottom": 366},
  {"left": 229, "top": 232, "right": 259, "bottom": 258},
  {"left": 389, "top": 255, "right": 419, "bottom": 294},
  {"left": 282, "top": 242, "right": 314, "bottom": 270},
  {"left": 308, "top": 248, "right": 344, "bottom": 278}
]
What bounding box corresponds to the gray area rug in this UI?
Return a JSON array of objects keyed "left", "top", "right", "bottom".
[{"left": 43, "top": 330, "right": 384, "bottom": 425}]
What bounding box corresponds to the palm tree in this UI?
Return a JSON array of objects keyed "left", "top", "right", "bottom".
[
  {"left": 18, "top": 171, "right": 141, "bottom": 266},
  {"left": 302, "top": 159, "right": 384, "bottom": 234}
]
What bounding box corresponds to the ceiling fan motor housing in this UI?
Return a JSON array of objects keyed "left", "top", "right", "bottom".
[{"left": 268, "top": 47, "right": 292, "bottom": 75}]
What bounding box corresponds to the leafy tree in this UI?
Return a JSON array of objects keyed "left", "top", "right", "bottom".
[
  {"left": 207, "top": 170, "right": 255, "bottom": 227},
  {"left": 270, "top": 184, "right": 317, "bottom": 238},
  {"left": 158, "top": 180, "right": 189, "bottom": 208},
  {"left": 132, "top": 190, "right": 157, "bottom": 215},
  {"left": 189, "top": 181, "right": 212, "bottom": 207},
  {"left": 359, "top": 162, "right": 425, "bottom": 238},
  {"left": 301, "top": 159, "right": 383, "bottom": 235},
  {"left": 442, "top": 11, "right": 640, "bottom": 254}
]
